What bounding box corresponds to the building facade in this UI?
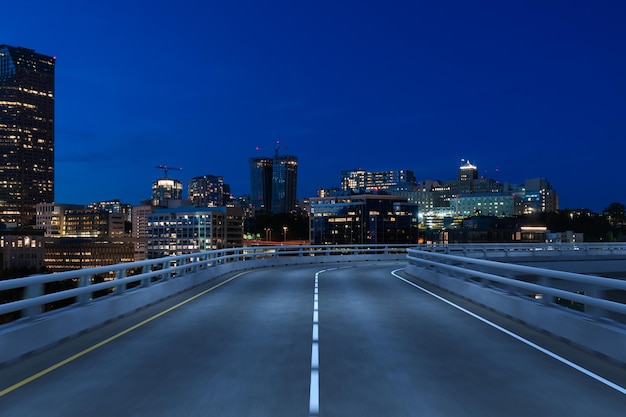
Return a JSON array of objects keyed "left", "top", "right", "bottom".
[
  {"left": 146, "top": 206, "right": 243, "bottom": 258},
  {"left": 0, "top": 45, "right": 55, "bottom": 227},
  {"left": 44, "top": 237, "right": 134, "bottom": 273},
  {"left": 0, "top": 228, "right": 45, "bottom": 272},
  {"left": 309, "top": 194, "right": 419, "bottom": 245},
  {"left": 341, "top": 169, "right": 416, "bottom": 193},
  {"left": 249, "top": 157, "right": 273, "bottom": 212},
  {"left": 35, "top": 203, "right": 84, "bottom": 237},
  {"left": 271, "top": 155, "right": 298, "bottom": 214},
  {"left": 188, "top": 175, "right": 225, "bottom": 207},
  {"left": 152, "top": 178, "right": 183, "bottom": 208},
  {"left": 250, "top": 154, "right": 298, "bottom": 214}
]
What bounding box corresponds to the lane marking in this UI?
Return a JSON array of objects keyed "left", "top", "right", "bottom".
[
  {"left": 0, "top": 271, "right": 251, "bottom": 397},
  {"left": 391, "top": 268, "right": 626, "bottom": 396},
  {"left": 309, "top": 269, "right": 331, "bottom": 416}
]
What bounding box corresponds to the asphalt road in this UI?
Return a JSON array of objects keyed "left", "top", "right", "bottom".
[{"left": 1, "top": 262, "right": 626, "bottom": 416}]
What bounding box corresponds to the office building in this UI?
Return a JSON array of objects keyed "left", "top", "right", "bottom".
[
  {"left": 188, "top": 175, "right": 225, "bottom": 207},
  {"left": 62, "top": 209, "right": 125, "bottom": 238},
  {"left": 132, "top": 205, "right": 152, "bottom": 261},
  {"left": 250, "top": 157, "right": 273, "bottom": 212},
  {"left": 0, "top": 228, "right": 45, "bottom": 272},
  {"left": 450, "top": 194, "right": 522, "bottom": 217},
  {"left": 44, "top": 237, "right": 134, "bottom": 273},
  {"left": 35, "top": 203, "right": 84, "bottom": 236},
  {"left": 152, "top": 178, "right": 183, "bottom": 208},
  {"left": 521, "top": 178, "right": 558, "bottom": 214},
  {"left": 0, "top": 45, "right": 55, "bottom": 227},
  {"left": 271, "top": 155, "right": 298, "bottom": 214},
  {"left": 87, "top": 199, "right": 132, "bottom": 222},
  {"left": 146, "top": 206, "right": 243, "bottom": 258},
  {"left": 341, "top": 169, "right": 416, "bottom": 193},
  {"left": 249, "top": 152, "right": 298, "bottom": 214},
  {"left": 309, "top": 194, "right": 418, "bottom": 245}
]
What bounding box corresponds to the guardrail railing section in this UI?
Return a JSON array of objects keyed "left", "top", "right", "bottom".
[
  {"left": 407, "top": 246, "right": 626, "bottom": 326},
  {"left": 0, "top": 244, "right": 413, "bottom": 327}
]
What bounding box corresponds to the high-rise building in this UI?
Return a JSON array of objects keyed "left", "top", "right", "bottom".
[
  {"left": 249, "top": 157, "right": 273, "bottom": 212},
  {"left": 152, "top": 178, "right": 183, "bottom": 207},
  {"left": 188, "top": 175, "right": 225, "bottom": 207},
  {"left": 458, "top": 160, "right": 478, "bottom": 181},
  {"left": 271, "top": 155, "right": 298, "bottom": 214},
  {"left": 249, "top": 152, "right": 298, "bottom": 214},
  {"left": 0, "top": 45, "right": 55, "bottom": 227}
]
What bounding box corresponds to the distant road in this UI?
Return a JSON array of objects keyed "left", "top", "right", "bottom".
[{"left": 1, "top": 262, "right": 625, "bottom": 416}]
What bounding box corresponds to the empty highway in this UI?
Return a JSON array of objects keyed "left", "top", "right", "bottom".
[{"left": 1, "top": 262, "right": 625, "bottom": 416}]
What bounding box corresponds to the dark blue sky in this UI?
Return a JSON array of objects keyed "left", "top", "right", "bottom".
[{"left": 3, "top": 1, "right": 625, "bottom": 211}]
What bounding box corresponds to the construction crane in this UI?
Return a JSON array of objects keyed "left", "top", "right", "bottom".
[{"left": 155, "top": 165, "right": 183, "bottom": 178}]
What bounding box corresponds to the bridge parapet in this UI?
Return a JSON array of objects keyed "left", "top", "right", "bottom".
[
  {"left": 406, "top": 244, "right": 626, "bottom": 363},
  {"left": 0, "top": 244, "right": 410, "bottom": 365}
]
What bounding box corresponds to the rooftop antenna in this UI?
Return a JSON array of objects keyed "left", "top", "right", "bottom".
[
  {"left": 274, "top": 140, "right": 287, "bottom": 158},
  {"left": 155, "top": 165, "right": 183, "bottom": 178}
]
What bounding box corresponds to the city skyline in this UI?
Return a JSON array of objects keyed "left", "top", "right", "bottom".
[{"left": 2, "top": 1, "right": 625, "bottom": 212}]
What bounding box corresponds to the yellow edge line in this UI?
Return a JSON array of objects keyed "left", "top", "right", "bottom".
[{"left": 0, "top": 271, "right": 250, "bottom": 397}]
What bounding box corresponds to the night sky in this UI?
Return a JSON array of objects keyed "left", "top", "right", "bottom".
[{"left": 3, "top": 1, "right": 625, "bottom": 211}]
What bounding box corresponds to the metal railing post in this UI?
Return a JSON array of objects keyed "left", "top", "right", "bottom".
[
  {"left": 24, "top": 282, "right": 44, "bottom": 320},
  {"left": 115, "top": 269, "right": 127, "bottom": 295},
  {"left": 78, "top": 273, "right": 91, "bottom": 305}
]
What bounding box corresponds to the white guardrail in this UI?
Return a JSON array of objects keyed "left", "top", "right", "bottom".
[
  {"left": 406, "top": 243, "right": 626, "bottom": 363},
  {"left": 0, "top": 244, "right": 411, "bottom": 325},
  {"left": 0, "top": 244, "right": 410, "bottom": 364},
  {"left": 418, "top": 242, "right": 626, "bottom": 258}
]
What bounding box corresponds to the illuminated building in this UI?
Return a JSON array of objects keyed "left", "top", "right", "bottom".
[
  {"left": 87, "top": 199, "right": 132, "bottom": 222},
  {"left": 451, "top": 194, "right": 522, "bottom": 217},
  {"left": 35, "top": 203, "right": 83, "bottom": 236},
  {"left": 146, "top": 206, "right": 243, "bottom": 258},
  {"left": 43, "top": 237, "right": 134, "bottom": 272},
  {"left": 458, "top": 160, "right": 478, "bottom": 181},
  {"left": 309, "top": 194, "right": 418, "bottom": 245},
  {"left": 341, "top": 169, "right": 416, "bottom": 193},
  {"left": 152, "top": 178, "right": 183, "bottom": 208},
  {"left": 249, "top": 153, "right": 298, "bottom": 214},
  {"left": 62, "top": 209, "right": 125, "bottom": 238},
  {"left": 0, "top": 45, "right": 55, "bottom": 227},
  {"left": 131, "top": 205, "right": 152, "bottom": 261},
  {"left": 188, "top": 175, "right": 226, "bottom": 207},
  {"left": 0, "top": 228, "right": 45, "bottom": 271},
  {"left": 521, "top": 178, "right": 558, "bottom": 214}
]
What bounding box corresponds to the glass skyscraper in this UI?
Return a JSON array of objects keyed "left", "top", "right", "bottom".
[
  {"left": 0, "top": 45, "right": 55, "bottom": 227},
  {"left": 249, "top": 154, "right": 298, "bottom": 214}
]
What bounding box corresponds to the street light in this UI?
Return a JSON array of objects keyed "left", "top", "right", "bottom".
[
  {"left": 264, "top": 227, "right": 271, "bottom": 242},
  {"left": 283, "top": 226, "right": 288, "bottom": 242}
]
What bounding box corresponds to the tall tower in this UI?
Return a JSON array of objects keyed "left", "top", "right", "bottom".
[
  {"left": 271, "top": 154, "right": 298, "bottom": 214},
  {"left": 152, "top": 178, "right": 183, "bottom": 208},
  {"left": 458, "top": 160, "right": 478, "bottom": 181},
  {"left": 0, "top": 45, "right": 55, "bottom": 227},
  {"left": 250, "top": 144, "right": 298, "bottom": 214},
  {"left": 249, "top": 157, "right": 273, "bottom": 212}
]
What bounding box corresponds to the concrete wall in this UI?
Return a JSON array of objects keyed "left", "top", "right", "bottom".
[{"left": 405, "top": 263, "right": 626, "bottom": 364}]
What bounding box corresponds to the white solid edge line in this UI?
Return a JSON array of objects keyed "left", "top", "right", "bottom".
[{"left": 391, "top": 268, "right": 626, "bottom": 396}]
